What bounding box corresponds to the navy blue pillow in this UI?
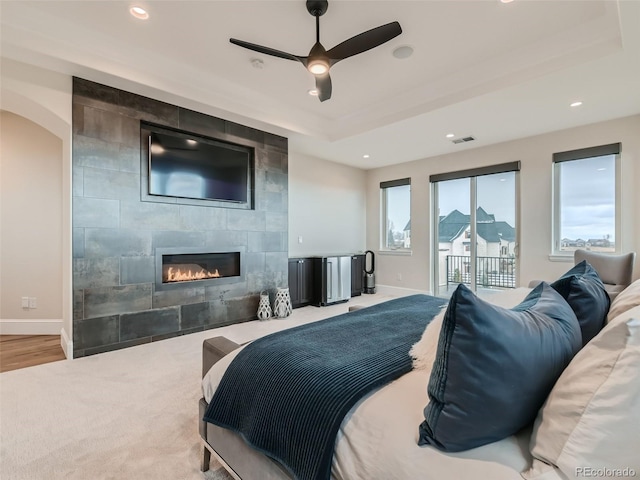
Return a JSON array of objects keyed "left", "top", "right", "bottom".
[
  {"left": 418, "top": 283, "right": 581, "bottom": 452},
  {"left": 550, "top": 260, "right": 610, "bottom": 346}
]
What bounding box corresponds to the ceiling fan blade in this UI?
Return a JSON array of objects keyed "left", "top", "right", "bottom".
[
  {"left": 230, "top": 38, "right": 303, "bottom": 63},
  {"left": 315, "top": 73, "right": 332, "bottom": 102},
  {"left": 326, "top": 21, "right": 402, "bottom": 62}
]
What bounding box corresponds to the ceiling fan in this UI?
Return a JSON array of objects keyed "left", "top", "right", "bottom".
[{"left": 229, "top": 0, "right": 402, "bottom": 102}]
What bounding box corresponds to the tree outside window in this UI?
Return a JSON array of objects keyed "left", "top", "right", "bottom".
[{"left": 381, "top": 179, "right": 411, "bottom": 250}]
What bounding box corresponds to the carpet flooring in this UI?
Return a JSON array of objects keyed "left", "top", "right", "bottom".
[{"left": 0, "top": 294, "right": 394, "bottom": 480}]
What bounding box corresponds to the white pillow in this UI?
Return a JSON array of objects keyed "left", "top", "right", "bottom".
[
  {"left": 524, "top": 317, "right": 640, "bottom": 480},
  {"left": 409, "top": 306, "right": 445, "bottom": 372},
  {"left": 607, "top": 278, "right": 640, "bottom": 322},
  {"left": 410, "top": 287, "right": 531, "bottom": 372}
]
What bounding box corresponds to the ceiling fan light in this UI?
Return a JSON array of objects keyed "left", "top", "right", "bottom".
[{"left": 308, "top": 60, "right": 329, "bottom": 75}]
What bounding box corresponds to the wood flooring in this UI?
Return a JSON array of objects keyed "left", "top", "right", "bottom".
[{"left": 0, "top": 335, "right": 66, "bottom": 373}]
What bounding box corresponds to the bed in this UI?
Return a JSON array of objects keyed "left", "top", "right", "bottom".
[{"left": 199, "top": 262, "right": 640, "bottom": 480}]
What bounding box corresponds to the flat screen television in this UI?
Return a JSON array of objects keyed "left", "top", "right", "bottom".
[{"left": 148, "top": 129, "right": 251, "bottom": 203}]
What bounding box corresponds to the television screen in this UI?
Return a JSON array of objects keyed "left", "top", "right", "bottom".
[{"left": 148, "top": 131, "right": 250, "bottom": 203}]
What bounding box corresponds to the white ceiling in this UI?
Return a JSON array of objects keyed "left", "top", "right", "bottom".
[{"left": 2, "top": 0, "right": 639, "bottom": 169}]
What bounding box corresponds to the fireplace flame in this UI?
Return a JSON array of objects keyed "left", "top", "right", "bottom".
[{"left": 166, "top": 266, "right": 221, "bottom": 283}]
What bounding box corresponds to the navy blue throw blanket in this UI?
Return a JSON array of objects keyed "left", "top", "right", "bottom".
[{"left": 203, "top": 294, "right": 446, "bottom": 480}]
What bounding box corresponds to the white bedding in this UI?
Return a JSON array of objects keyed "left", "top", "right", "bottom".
[{"left": 202, "top": 289, "right": 534, "bottom": 480}]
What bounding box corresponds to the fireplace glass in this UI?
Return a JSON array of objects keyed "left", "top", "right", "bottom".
[{"left": 161, "top": 252, "right": 241, "bottom": 285}]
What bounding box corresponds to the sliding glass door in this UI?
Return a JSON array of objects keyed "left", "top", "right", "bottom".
[{"left": 432, "top": 164, "right": 519, "bottom": 297}]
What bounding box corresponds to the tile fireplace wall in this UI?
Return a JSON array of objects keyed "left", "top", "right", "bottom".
[{"left": 72, "top": 78, "right": 288, "bottom": 357}]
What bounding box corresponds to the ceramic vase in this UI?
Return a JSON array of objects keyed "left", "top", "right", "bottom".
[
  {"left": 273, "top": 287, "right": 293, "bottom": 318},
  {"left": 257, "top": 290, "right": 272, "bottom": 320}
]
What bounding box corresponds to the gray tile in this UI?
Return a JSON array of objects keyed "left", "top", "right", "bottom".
[
  {"left": 78, "top": 105, "right": 139, "bottom": 147},
  {"left": 179, "top": 205, "right": 227, "bottom": 231},
  {"left": 178, "top": 108, "right": 226, "bottom": 138},
  {"left": 84, "top": 284, "right": 152, "bottom": 318},
  {"left": 205, "top": 282, "right": 249, "bottom": 302},
  {"left": 152, "top": 286, "right": 205, "bottom": 309},
  {"left": 151, "top": 231, "right": 205, "bottom": 250},
  {"left": 227, "top": 210, "right": 266, "bottom": 232},
  {"left": 73, "top": 258, "right": 120, "bottom": 289},
  {"left": 73, "top": 78, "right": 119, "bottom": 105},
  {"left": 180, "top": 302, "right": 211, "bottom": 330},
  {"left": 259, "top": 191, "right": 287, "bottom": 212},
  {"left": 265, "top": 212, "right": 287, "bottom": 232},
  {"left": 120, "top": 201, "right": 180, "bottom": 230},
  {"left": 120, "top": 307, "right": 180, "bottom": 341},
  {"left": 264, "top": 170, "right": 287, "bottom": 193},
  {"left": 264, "top": 132, "right": 288, "bottom": 151},
  {"left": 244, "top": 252, "right": 266, "bottom": 274},
  {"left": 248, "top": 231, "right": 286, "bottom": 252},
  {"left": 70, "top": 78, "right": 290, "bottom": 353},
  {"left": 120, "top": 256, "right": 155, "bottom": 285},
  {"left": 206, "top": 300, "right": 229, "bottom": 327},
  {"left": 73, "top": 228, "right": 85, "bottom": 258},
  {"left": 119, "top": 91, "right": 179, "bottom": 125},
  {"left": 83, "top": 167, "right": 140, "bottom": 201},
  {"left": 73, "top": 166, "right": 84, "bottom": 197},
  {"left": 73, "top": 197, "right": 119, "bottom": 228},
  {"left": 205, "top": 230, "right": 248, "bottom": 250},
  {"left": 265, "top": 252, "right": 288, "bottom": 273},
  {"left": 85, "top": 229, "right": 152, "bottom": 258},
  {"left": 73, "top": 135, "right": 134, "bottom": 172},
  {"left": 73, "top": 315, "right": 119, "bottom": 350},
  {"left": 73, "top": 289, "right": 84, "bottom": 321},
  {"left": 227, "top": 295, "right": 259, "bottom": 322}
]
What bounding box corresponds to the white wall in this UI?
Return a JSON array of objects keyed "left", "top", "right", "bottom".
[
  {"left": 1, "top": 111, "right": 63, "bottom": 321},
  {"left": 288, "top": 152, "right": 367, "bottom": 256},
  {"left": 0, "top": 58, "right": 72, "bottom": 354},
  {"left": 366, "top": 115, "right": 640, "bottom": 292}
]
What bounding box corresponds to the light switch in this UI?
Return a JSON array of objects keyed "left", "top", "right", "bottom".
[{"left": 22, "top": 297, "right": 29, "bottom": 308}]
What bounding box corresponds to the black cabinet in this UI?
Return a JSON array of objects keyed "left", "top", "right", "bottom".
[
  {"left": 351, "top": 254, "right": 365, "bottom": 297},
  {"left": 288, "top": 257, "right": 314, "bottom": 308}
]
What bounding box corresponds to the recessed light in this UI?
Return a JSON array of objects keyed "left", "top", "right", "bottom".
[
  {"left": 308, "top": 89, "right": 319, "bottom": 96},
  {"left": 363, "top": 154, "right": 370, "bottom": 159},
  {"left": 597, "top": 168, "right": 606, "bottom": 171},
  {"left": 186, "top": 139, "right": 197, "bottom": 145},
  {"left": 129, "top": 6, "right": 149, "bottom": 20},
  {"left": 501, "top": 0, "right": 514, "bottom": 3},
  {"left": 392, "top": 45, "right": 414, "bottom": 60},
  {"left": 446, "top": 133, "right": 455, "bottom": 138},
  {"left": 570, "top": 101, "right": 583, "bottom": 107}
]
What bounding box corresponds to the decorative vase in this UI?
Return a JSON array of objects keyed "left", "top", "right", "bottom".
[
  {"left": 273, "top": 287, "right": 293, "bottom": 318},
  {"left": 257, "top": 290, "right": 272, "bottom": 320}
]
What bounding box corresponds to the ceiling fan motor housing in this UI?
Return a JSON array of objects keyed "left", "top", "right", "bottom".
[{"left": 307, "top": 0, "right": 329, "bottom": 17}]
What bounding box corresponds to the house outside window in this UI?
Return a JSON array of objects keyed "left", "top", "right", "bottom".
[
  {"left": 553, "top": 143, "right": 620, "bottom": 255},
  {"left": 380, "top": 178, "right": 411, "bottom": 251}
]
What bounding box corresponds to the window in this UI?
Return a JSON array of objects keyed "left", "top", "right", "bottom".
[
  {"left": 553, "top": 143, "right": 620, "bottom": 255},
  {"left": 381, "top": 178, "right": 411, "bottom": 250}
]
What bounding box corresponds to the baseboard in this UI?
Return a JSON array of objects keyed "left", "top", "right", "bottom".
[
  {"left": 0, "top": 319, "right": 63, "bottom": 335},
  {"left": 60, "top": 327, "right": 73, "bottom": 359},
  {"left": 375, "top": 284, "right": 433, "bottom": 297}
]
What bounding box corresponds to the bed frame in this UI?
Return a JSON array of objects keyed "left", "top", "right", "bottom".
[{"left": 199, "top": 336, "right": 292, "bottom": 480}]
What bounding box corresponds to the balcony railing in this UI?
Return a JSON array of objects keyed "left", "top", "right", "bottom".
[{"left": 446, "top": 255, "right": 515, "bottom": 289}]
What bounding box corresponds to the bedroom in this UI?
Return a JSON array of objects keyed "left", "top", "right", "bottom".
[{"left": 1, "top": 1, "right": 640, "bottom": 479}]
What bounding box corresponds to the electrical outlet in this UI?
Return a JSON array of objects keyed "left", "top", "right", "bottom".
[
  {"left": 28, "top": 297, "right": 37, "bottom": 309},
  {"left": 298, "top": 235, "right": 303, "bottom": 244},
  {"left": 21, "top": 297, "right": 29, "bottom": 308}
]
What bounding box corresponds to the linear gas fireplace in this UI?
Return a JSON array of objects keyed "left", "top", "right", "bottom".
[{"left": 155, "top": 248, "right": 244, "bottom": 291}]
